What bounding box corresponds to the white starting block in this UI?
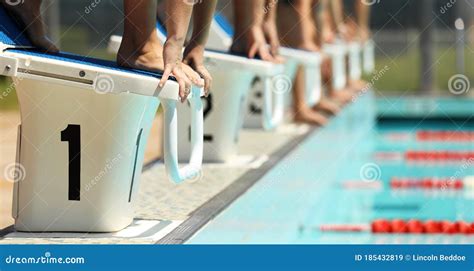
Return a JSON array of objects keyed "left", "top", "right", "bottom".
[
  {"left": 209, "top": 14, "right": 290, "bottom": 131},
  {"left": 207, "top": 12, "right": 234, "bottom": 52},
  {"left": 279, "top": 47, "right": 323, "bottom": 108},
  {"left": 177, "top": 50, "right": 282, "bottom": 162},
  {"left": 1, "top": 7, "right": 203, "bottom": 232},
  {"left": 347, "top": 42, "right": 362, "bottom": 81},
  {"left": 322, "top": 42, "right": 348, "bottom": 90},
  {"left": 363, "top": 40, "right": 375, "bottom": 74}
]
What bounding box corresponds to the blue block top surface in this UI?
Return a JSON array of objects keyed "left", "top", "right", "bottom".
[
  {"left": 0, "top": 6, "right": 174, "bottom": 80},
  {"left": 7, "top": 48, "right": 170, "bottom": 79},
  {"left": 156, "top": 21, "right": 167, "bottom": 36},
  {"left": 214, "top": 13, "right": 234, "bottom": 37}
]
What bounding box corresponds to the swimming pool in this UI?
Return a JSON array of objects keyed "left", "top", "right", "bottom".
[{"left": 188, "top": 93, "right": 474, "bottom": 244}]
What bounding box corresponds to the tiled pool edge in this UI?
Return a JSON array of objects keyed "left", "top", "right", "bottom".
[{"left": 157, "top": 127, "right": 317, "bottom": 244}]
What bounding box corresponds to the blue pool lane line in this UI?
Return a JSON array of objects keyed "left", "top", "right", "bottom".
[
  {"left": 188, "top": 94, "right": 474, "bottom": 244},
  {"left": 188, "top": 93, "right": 377, "bottom": 243}
]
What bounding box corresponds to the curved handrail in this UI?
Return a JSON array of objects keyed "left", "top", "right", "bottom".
[
  {"left": 363, "top": 40, "right": 375, "bottom": 74},
  {"left": 161, "top": 88, "right": 203, "bottom": 184},
  {"left": 348, "top": 42, "right": 362, "bottom": 81},
  {"left": 323, "top": 44, "right": 347, "bottom": 90},
  {"left": 304, "top": 64, "right": 322, "bottom": 107},
  {"left": 262, "top": 76, "right": 285, "bottom": 130}
]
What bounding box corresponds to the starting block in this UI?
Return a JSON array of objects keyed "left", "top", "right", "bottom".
[
  {"left": 207, "top": 13, "right": 234, "bottom": 52},
  {"left": 322, "top": 42, "right": 348, "bottom": 90},
  {"left": 279, "top": 47, "right": 323, "bottom": 108},
  {"left": 363, "top": 40, "right": 376, "bottom": 74},
  {"left": 1, "top": 7, "right": 203, "bottom": 232},
  {"left": 210, "top": 13, "right": 289, "bottom": 131},
  {"left": 109, "top": 19, "right": 283, "bottom": 162},
  {"left": 347, "top": 42, "right": 362, "bottom": 81}
]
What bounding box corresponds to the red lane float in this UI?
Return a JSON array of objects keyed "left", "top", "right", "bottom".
[
  {"left": 342, "top": 176, "right": 474, "bottom": 190},
  {"left": 405, "top": 151, "right": 474, "bottom": 161},
  {"left": 319, "top": 219, "right": 474, "bottom": 235},
  {"left": 417, "top": 130, "right": 474, "bottom": 142},
  {"left": 390, "top": 178, "right": 465, "bottom": 190}
]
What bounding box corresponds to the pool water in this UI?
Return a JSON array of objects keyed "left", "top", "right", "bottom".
[{"left": 188, "top": 93, "right": 474, "bottom": 244}]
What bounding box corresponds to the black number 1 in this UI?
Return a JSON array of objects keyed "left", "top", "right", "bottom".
[{"left": 61, "top": 124, "right": 81, "bottom": 201}]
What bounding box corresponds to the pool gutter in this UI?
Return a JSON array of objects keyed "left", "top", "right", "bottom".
[{"left": 157, "top": 127, "right": 317, "bottom": 244}]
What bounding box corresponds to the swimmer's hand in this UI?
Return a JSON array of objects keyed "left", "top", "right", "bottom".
[
  {"left": 247, "top": 26, "right": 274, "bottom": 62},
  {"left": 183, "top": 43, "right": 212, "bottom": 96},
  {"left": 159, "top": 37, "right": 203, "bottom": 102},
  {"left": 262, "top": 20, "right": 280, "bottom": 58}
]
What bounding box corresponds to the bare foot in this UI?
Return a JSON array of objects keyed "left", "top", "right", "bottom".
[
  {"left": 294, "top": 108, "right": 329, "bottom": 126},
  {"left": 313, "top": 97, "right": 341, "bottom": 115},
  {"left": 1, "top": 1, "right": 58, "bottom": 52},
  {"left": 117, "top": 36, "right": 201, "bottom": 83},
  {"left": 118, "top": 35, "right": 202, "bottom": 101},
  {"left": 117, "top": 40, "right": 166, "bottom": 73},
  {"left": 348, "top": 79, "right": 368, "bottom": 93},
  {"left": 329, "top": 88, "right": 354, "bottom": 105}
]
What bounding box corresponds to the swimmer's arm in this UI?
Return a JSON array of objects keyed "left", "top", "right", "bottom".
[
  {"left": 263, "top": 0, "right": 281, "bottom": 55},
  {"left": 164, "top": 0, "right": 193, "bottom": 47},
  {"left": 187, "top": 0, "right": 218, "bottom": 48},
  {"left": 355, "top": 0, "right": 371, "bottom": 32},
  {"left": 159, "top": 0, "right": 194, "bottom": 93},
  {"left": 319, "top": 0, "right": 336, "bottom": 31},
  {"left": 234, "top": 0, "right": 266, "bottom": 33},
  {"left": 292, "top": 0, "right": 320, "bottom": 46},
  {"left": 184, "top": 0, "right": 218, "bottom": 94},
  {"left": 329, "top": 0, "right": 345, "bottom": 30},
  {"left": 264, "top": 0, "right": 277, "bottom": 22}
]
